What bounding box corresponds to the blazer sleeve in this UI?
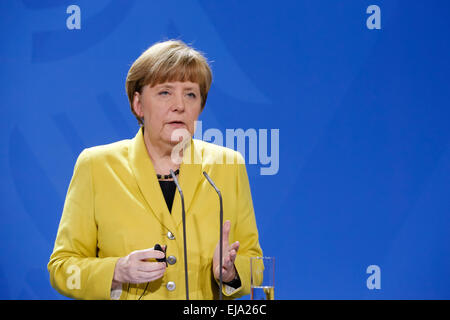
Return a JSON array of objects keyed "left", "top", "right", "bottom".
[
  {"left": 221, "top": 153, "right": 263, "bottom": 298},
  {"left": 47, "top": 149, "right": 120, "bottom": 300}
]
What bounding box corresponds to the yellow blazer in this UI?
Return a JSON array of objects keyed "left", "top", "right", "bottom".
[{"left": 48, "top": 127, "right": 262, "bottom": 300}]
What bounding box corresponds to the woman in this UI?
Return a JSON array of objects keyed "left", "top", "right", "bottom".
[{"left": 48, "top": 40, "right": 262, "bottom": 300}]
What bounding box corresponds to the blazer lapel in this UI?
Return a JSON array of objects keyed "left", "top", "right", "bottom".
[{"left": 128, "top": 127, "right": 176, "bottom": 233}]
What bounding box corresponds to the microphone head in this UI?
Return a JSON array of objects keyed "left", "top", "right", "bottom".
[{"left": 203, "top": 171, "right": 222, "bottom": 197}]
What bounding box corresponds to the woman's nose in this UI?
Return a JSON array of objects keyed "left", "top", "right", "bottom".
[{"left": 172, "top": 93, "right": 185, "bottom": 112}]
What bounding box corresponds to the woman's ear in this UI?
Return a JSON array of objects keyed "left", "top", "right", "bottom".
[{"left": 132, "top": 91, "right": 144, "bottom": 118}]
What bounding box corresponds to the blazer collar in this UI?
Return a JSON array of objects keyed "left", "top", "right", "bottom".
[{"left": 128, "top": 127, "right": 203, "bottom": 232}]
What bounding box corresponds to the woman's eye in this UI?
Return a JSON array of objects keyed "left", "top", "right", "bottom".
[
  {"left": 187, "top": 92, "right": 197, "bottom": 98},
  {"left": 159, "top": 91, "right": 169, "bottom": 96}
]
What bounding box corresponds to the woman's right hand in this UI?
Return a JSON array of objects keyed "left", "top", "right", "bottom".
[{"left": 112, "top": 247, "right": 166, "bottom": 289}]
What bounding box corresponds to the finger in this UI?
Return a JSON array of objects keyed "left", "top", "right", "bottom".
[
  {"left": 229, "top": 249, "right": 237, "bottom": 261},
  {"left": 135, "top": 263, "right": 166, "bottom": 282},
  {"left": 223, "top": 242, "right": 239, "bottom": 265},
  {"left": 132, "top": 248, "right": 165, "bottom": 261},
  {"left": 224, "top": 250, "right": 237, "bottom": 266},
  {"left": 222, "top": 251, "right": 233, "bottom": 269},
  {"left": 222, "top": 220, "right": 231, "bottom": 246},
  {"left": 128, "top": 268, "right": 165, "bottom": 284},
  {"left": 136, "top": 261, "right": 166, "bottom": 273},
  {"left": 229, "top": 241, "right": 240, "bottom": 252},
  {"left": 136, "top": 268, "right": 166, "bottom": 283}
]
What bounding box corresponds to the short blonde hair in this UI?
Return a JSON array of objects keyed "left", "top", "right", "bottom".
[{"left": 126, "top": 40, "right": 213, "bottom": 126}]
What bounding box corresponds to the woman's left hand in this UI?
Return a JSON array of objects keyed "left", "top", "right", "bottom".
[{"left": 213, "top": 220, "right": 240, "bottom": 283}]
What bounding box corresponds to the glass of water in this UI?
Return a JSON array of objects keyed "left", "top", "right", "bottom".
[{"left": 250, "top": 257, "right": 275, "bottom": 300}]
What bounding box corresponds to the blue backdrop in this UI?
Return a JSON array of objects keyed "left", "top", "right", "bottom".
[{"left": 1, "top": 0, "right": 449, "bottom": 299}]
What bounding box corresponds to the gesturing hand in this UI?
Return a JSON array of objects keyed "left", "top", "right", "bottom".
[
  {"left": 213, "top": 220, "right": 240, "bottom": 283},
  {"left": 112, "top": 247, "right": 166, "bottom": 289}
]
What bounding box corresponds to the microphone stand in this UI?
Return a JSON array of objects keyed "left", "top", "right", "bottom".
[
  {"left": 170, "top": 169, "right": 189, "bottom": 300},
  {"left": 202, "top": 171, "right": 224, "bottom": 300}
]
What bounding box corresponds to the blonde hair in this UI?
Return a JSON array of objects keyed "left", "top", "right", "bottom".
[{"left": 126, "top": 40, "right": 213, "bottom": 126}]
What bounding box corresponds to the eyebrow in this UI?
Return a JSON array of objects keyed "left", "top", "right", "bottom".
[{"left": 156, "top": 84, "right": 199, "bottom": 91}]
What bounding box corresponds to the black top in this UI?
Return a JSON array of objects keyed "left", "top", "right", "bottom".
[{"left": 159, "top": 180, "right": 176, "bottom": 213}]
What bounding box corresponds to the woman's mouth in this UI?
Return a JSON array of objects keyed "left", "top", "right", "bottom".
[{"left": 167, "top": 121, "right": 186, "bottom": 128}]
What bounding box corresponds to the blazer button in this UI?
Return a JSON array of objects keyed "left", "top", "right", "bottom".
[
  {"left": 167, "top": 231, "right": 175, "bottom": 240},
  {"left": 166, "top": 281, "right": 176, "bottom": 291},
  {"left": 167, "top": 255, "right": 177, "bottom": 265}
]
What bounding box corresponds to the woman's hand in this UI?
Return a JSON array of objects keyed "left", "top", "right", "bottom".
[
  {"left": 212, "top": 220, "right": 240, "bottom": 283},
  {"left": 112, "top": 247, "right": 166, "bottom": 289}
]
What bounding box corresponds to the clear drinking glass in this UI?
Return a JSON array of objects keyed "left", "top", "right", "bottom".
[{"left": 250, "top": 256, "right": 275, "bottom": 300}]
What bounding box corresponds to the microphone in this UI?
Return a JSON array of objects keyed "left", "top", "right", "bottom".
[
  {"left": 170, "top": 169, "right": 189, "bottom": 300},
  {"left": 202, "top": 171, "right": 224, "bottom": 300}
]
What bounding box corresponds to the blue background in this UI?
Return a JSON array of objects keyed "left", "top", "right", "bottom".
[{"left": 1, "top": 0, "right": 449, "bottom": 299}]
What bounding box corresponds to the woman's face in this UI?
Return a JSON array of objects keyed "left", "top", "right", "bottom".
[{"left": 133, "top": 81, "right": 202, "bottom": 145}]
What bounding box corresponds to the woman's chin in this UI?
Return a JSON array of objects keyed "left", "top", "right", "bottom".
[{"left": 165, "top": 128, "right": 192, "bottom": 144}]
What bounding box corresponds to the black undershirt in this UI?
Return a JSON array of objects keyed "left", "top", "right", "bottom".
[{"left": 159, "top": 180, "right": 176, "bottom": 213}]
